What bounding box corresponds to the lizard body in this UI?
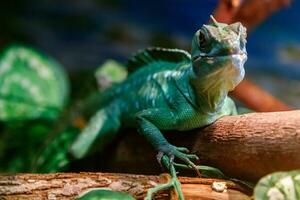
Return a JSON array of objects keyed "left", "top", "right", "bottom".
[{"left": 70, "top": 16, "right": 247, "bottom": 199}]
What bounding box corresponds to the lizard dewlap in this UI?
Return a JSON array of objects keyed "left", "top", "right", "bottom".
[{"left": 70, "top": 16, "right": 247, "bottom": 200}]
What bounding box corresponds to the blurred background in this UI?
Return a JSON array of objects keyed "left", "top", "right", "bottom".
[
  {"left": 1, "top": 0, "right": 300, "bottom": 106},
  {"left": 0, "top": 0, "right": 299, "bottom": 173}
]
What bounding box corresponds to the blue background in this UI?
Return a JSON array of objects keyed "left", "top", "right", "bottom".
[{"left": 1, "top": 0, "right": 300, "bottom": 107}]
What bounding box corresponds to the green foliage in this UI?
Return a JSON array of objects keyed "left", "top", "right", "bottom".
[
  {"left": 0, "top": 121, "right": 52, "bottom": 172},
  {"left": 0, "top": 45, "right": 69, "bottom": 121},
  {"left": 95, "top": 59, "right": 127, "bottom": 91},
  {"left": 0, "top": 45, "right": 71, "bottom": 172},
  {"left": 0, "top": 55, "right": 131, "bottom": 173},
  {"left": 76, "top": 189, "right": 136, "bottom": 200},
  {"left": 254, "top": 170, "right": 300, "bottom": 200},
  {"left": 34, "top": 127, "right": 80, "bottom": 172}
]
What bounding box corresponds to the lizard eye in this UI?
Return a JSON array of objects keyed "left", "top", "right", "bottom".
[{"left": 198, "top": 31, "right": 206, "bottom": 47}]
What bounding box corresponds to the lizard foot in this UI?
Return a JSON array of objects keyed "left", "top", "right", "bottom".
[
  {"left": 145, "top": 155, "right": 184, "bottom": 200},
  {"left": 157, "top": 144, "right": 201, "bottom": 177}
]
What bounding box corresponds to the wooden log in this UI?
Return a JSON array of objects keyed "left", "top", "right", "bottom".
[
  {"left": 93, "top": 110, "right": 300, "bottom": 182},
  {"left": 0, "top": 172, "right": 251, "bottom": 199}
]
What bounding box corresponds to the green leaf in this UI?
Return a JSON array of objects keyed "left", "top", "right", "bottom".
[
  {"left": 34, "top": 127, "right": 79, "bottom": 172},
  {"left": 0, "top": 45, "right": 69, "bottom": 121},
  {"left": 76, "top": 189, "right": 136, "bottom": 200},
  {"left": 95, "top": 60, "right": 127, "bottom": 91},
  {"left": 254, "top": 170, "right": 300, "bottom": 200},
  {"left": 0, "top": 121, "right": 52, "bottom": 172}
]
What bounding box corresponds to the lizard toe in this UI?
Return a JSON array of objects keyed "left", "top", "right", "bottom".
[
  {"left": 157, "top": 144, "right": 201, "bottom": 177},
  {"left": 176, "top": 146, "right": 190, "bottom": 153},
  {"left": 173, "top": 151, "right": 201, "bottom": 177},
  {"left": 185, "top": 154, "right": 199, "bottom": 160}
]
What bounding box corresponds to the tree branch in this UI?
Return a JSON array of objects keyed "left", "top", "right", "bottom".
[
  {"left": 0, "top": 172, "right": 250, "bottom": 199},
  {"left": 3, "top": 111, "right": 299, "bottom": 199},
  {"left": 213, "top": 0, "right": 290, "bottom": 30},
  {"left": 230, "top": 79, "right": 291, "bottom": 112},
  {"left": 94, "top": 110, "right": 300, "bottom": 182},
  {"left": 213, "top": 0, "right": 292, "bottom": 112}
]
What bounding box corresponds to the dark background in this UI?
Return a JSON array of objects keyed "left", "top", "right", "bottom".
[{"left": 1, "top": 0, "right": 299, "bottom": 107}]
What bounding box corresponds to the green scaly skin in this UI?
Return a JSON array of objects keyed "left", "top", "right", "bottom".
[{"left": 70, "top": 16, "right": 247, "bottom": 200}]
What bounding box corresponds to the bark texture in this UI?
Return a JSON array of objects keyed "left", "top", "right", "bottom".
[
  {"left": 95, "top": 110, "right": 300, "bottom": 182},
  {"left": 0, "top": 172, "right": 251, "bottom": 200}
]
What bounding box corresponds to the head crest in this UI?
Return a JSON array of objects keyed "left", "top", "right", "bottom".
[{"left": 210, "top": 15, "right": 219, "bottom": 27}]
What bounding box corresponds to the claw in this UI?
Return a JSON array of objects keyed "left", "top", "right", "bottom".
[
  {"left": 158, "top": 144, "right": 201, "bottom": 177},
  {"left": 178, "top": 156, "right": 201, "bottom": 177},
  {"left": 173, "top": 152, "right": 201, "bottom": 177},
  {"left": 189, "top": 162, "right": 202, "bottom": 177},
  {"left": 169, "top": 154, "right": 175, "bottom": 164},
  {"left": 156, "top": 151, "right": 164, "bottom": 168}
]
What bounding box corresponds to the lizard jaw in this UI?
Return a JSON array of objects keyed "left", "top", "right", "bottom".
[{"left": 192, "top": 51, "right": 247, "bottom": 61}]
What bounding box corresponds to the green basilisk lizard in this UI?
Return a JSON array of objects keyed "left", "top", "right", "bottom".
[{"left": 70, "top": 16, "right": 247, "bottom": 199}]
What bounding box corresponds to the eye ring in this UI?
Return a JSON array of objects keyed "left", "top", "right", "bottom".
[{"left": 198, "top": 31, "right": 206, "bottom": 47}]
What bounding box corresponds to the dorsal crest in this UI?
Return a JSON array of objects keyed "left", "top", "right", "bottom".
[{"left": 127, "top": 47, "right": 191, "bottom": 73}]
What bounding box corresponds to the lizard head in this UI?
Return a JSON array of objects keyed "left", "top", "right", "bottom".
[{"left": 191, "top": 16, "right": 247, "bottom": 91}]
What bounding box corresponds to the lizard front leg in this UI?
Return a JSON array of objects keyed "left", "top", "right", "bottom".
[
  {"left": 135, "top": 108, "right": 200, "bottom": 200},
  {"left": 135, "top": 108, "right": 200, "bottom": 172}
]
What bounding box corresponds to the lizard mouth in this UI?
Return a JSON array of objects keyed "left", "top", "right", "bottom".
[{"left": 192, "top": 52, "right": 247, "bottom": 61}]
